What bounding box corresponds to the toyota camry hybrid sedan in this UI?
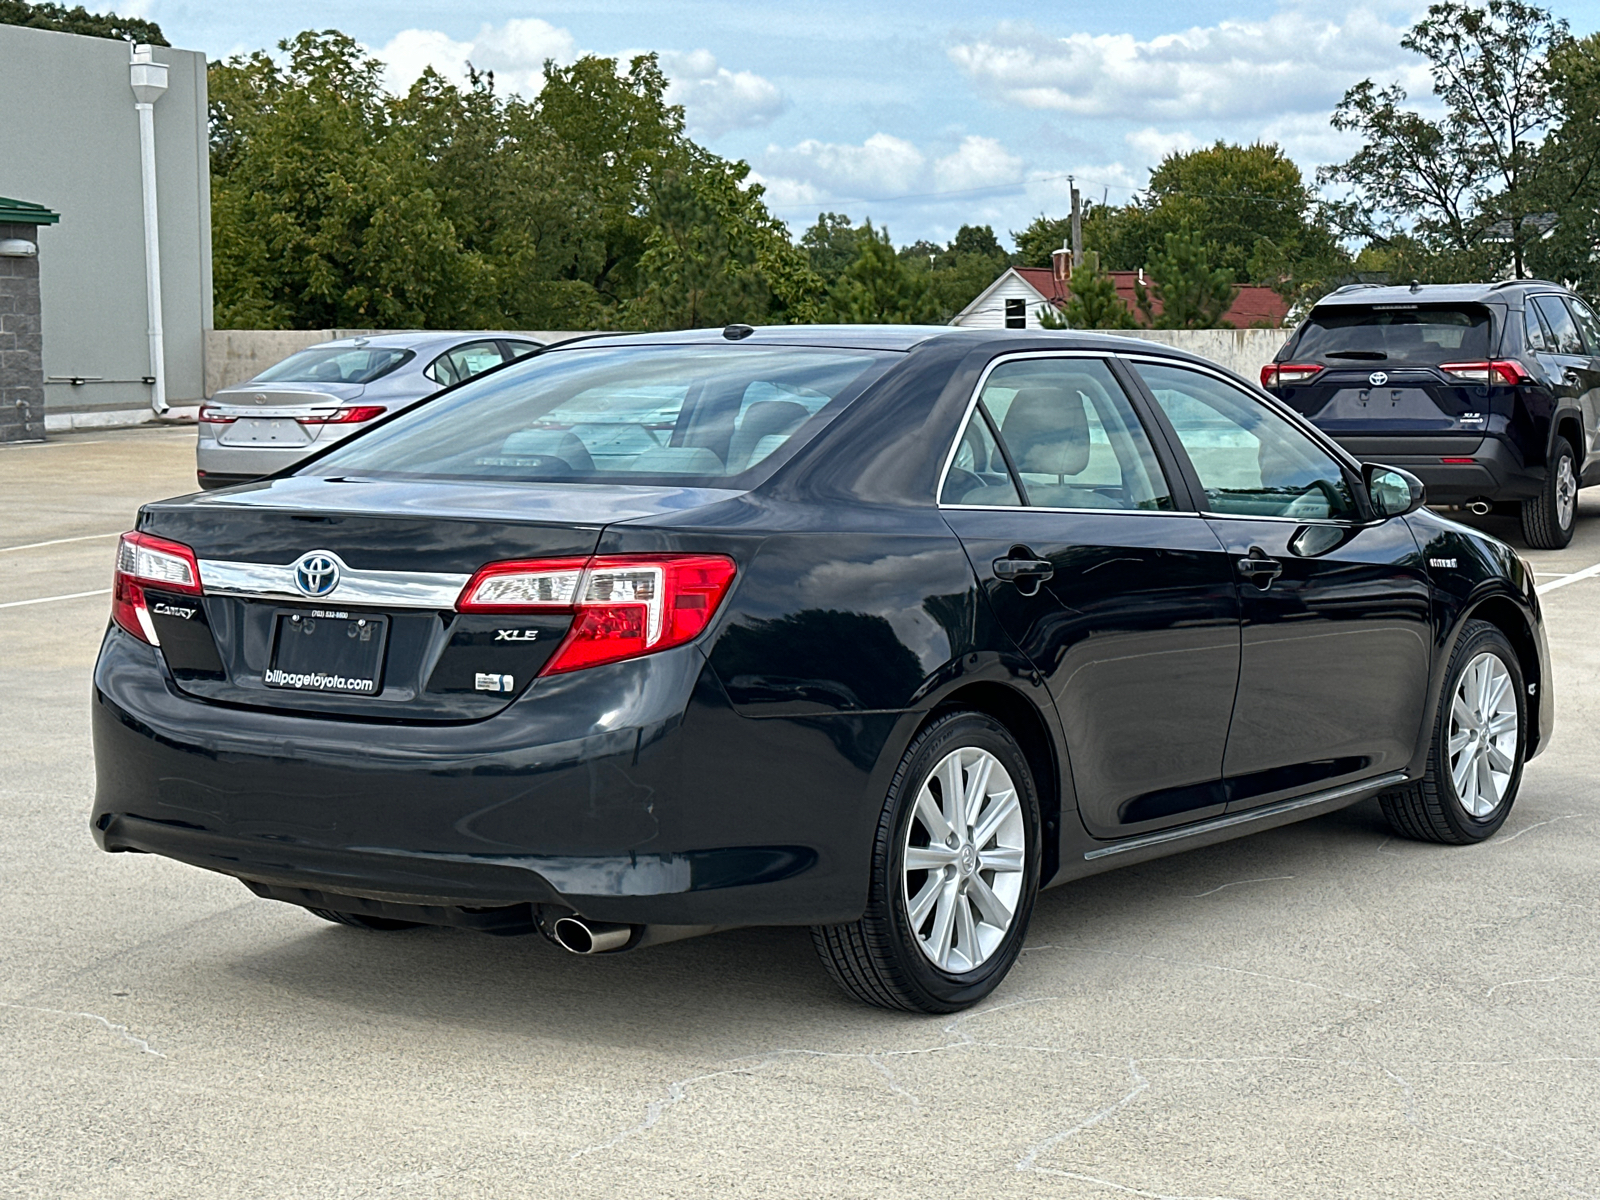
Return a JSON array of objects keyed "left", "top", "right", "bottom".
[{"left": 93, "top": 326, "right": 1551, "bottom": 1013}]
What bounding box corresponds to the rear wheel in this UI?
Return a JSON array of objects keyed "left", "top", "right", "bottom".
[
  {"left": 811, "top": 711, "right": 1041, "bottom": 1013},
  {"left": 1520, "top": 437, "right": 1577, "bottom": 549},
  {"left": 305, "top": 907, "right": 422, "bottom": 931},
  {"left": 1379, "top": 620, "right": 1524, "bottom": 844}
]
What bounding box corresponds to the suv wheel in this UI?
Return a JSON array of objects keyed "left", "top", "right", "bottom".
[
  {"left": 1521, "top": 436, "right": 1577, "bottom": 549},
  {"left": 811, "top": 712, "right": 1041, "bottom": 1013}
]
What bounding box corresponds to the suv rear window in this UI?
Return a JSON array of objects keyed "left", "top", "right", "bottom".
[
  {"left": 1293, "top": 305, "right": 1491, "bottom": 365},
  {"left": 300, "top": 345, "right": 896, "bottom": 486}
]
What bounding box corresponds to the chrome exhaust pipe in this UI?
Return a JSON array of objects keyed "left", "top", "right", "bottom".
[
  {"left": 1466, "top": 498, "right": 1492, "bottom": 516},
  {"left": 551, "top": 916, "right": 633, "bottom": 955}
]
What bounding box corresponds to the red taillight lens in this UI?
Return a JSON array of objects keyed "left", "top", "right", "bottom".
[
  {"left": 1261, "top": 363, "right": 1323, "bottom": 388},
  {"left": 456, "top": 554, "right": 737, "bottom": 675},
  {"left": 198, "top": 404, "right": 237, "bottom": 425},
  {"left": 1438, "top": 360, "right": 1529, "bottom": 386},
  {"left": 295, "top": 406, "right": 387, "bottom": 426},
  {"left": 112, "top": 532, "right": 202, "bottom": 645}
]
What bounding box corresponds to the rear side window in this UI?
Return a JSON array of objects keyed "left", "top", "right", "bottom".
[
  {"left": 302, "top": 345, "right": 895, "bottom": 485},
  {"left": 1293, "top": 306, "right": 1490, "bottom": 365},
  {"left": 255, "top": 346, "right": 413, "bottom": 385}
]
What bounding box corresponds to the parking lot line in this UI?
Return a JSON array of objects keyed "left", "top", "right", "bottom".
[
  {"left": 0, "top": 532, "right": 121, "bottom": 554},
  {"left": 1535, "top": 562, "right": 1600, "bottom": 596},
  {"left": 0, "top": 588, "right": 111, "bottom": 609}
]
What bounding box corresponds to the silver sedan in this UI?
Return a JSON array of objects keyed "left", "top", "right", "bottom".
[{"left": 196, "top": 331, "right": 544, "bottom": 489}]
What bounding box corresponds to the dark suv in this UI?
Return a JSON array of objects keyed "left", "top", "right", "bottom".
[{"left": 1262, "top": 281, "right": 1600, "bottom": 548}]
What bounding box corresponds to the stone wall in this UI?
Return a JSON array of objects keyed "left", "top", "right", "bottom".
[{"left": 0, "top": 222, "right": 45, "bottom": 443}]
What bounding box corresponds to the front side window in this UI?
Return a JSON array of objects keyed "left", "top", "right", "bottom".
[
  {"left": 303, "top": 345, "right": 895, "bottom": 485},
  {"left": 1135, "top": 362, "right": 1357, "bottom": 521},
  {"left": 1565, "top": 296, "right": 1600, "bottom": 354},
  {"left": 941, "top": 358, "right": 1172, "bottom": 511},
  {"left": 254, "top": 346, "right": 413, "bottom": 385},
  {"left": 1533, "top": 296, "right": 1585, "bottom": 355}
]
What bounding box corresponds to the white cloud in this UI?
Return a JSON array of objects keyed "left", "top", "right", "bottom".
[
  {"left": 934, "top": 135, "right": 1024, "bottom": 193},
  {"left": 763, "top": 132, "right": 930, "bottom": 199},
  {"left": 372, "top": 18, "right": 577, "bottom": 96},
  {"left": 660, "top": 50, "right": 786, "bottom": 138},
  {"left": 1124, "top": 127, "right": 1201, "bottom": 167},
  {"left": 949, "top": 8, "right": 1432, "bottom": 122}
]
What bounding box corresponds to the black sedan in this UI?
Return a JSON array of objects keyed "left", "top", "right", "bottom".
[{"left": 92, "top": 326, "right": 1552, "bottom": 1013}]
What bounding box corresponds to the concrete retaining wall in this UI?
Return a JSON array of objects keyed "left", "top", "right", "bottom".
[{"left": 1109, "top": 328, "right": 1293, "bottom": 382}]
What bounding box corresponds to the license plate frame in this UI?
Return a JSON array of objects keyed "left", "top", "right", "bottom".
[{"left": 265, "top": 609, "right": 389, "bottom": 694}]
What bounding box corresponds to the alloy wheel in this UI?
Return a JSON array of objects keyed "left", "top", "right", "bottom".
[
  {"left": 1448, "top": 651, "right": 1519, "bottom": 818},
  {"left": 902, "top": 746, "right": 1026, "bottom": 972},
  {"left": 1557, "top": 455, "right": 1578, "bottom": 530}
]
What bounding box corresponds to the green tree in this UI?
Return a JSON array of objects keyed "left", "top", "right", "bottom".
[
  {"left": 1525, "top": 32, "right": 1600, "bottom": 295},
  {"left": 824, "top": 223, "right": 940, "bottom": 323},
  {"left": 1135, "top": 227, "right": 1239, "bottom": 329},
  {"left": 903, "top": 223, "right": 1012, "bottom": 322},
  {"left": 800, "top": 212, "right": 861, "bottom": 285},
  {"left": 1320, "top": 0, "right": 1570, "bottom": 279},
  {"left": 1012, "top": 214, "right": 1075, "bottom": 268},
  {"left": 0, "top": 0, "right": 164, "bottom": 43}
]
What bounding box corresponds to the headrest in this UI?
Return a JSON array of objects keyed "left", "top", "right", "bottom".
[
  {"left": 728, "top": 399, "right": 811, "bottom": 470},
  {"left": 1000, "top": 386, "right": 1091, "bottom": 476},
  {"left": 500, "top": 429, "right": 595, "bottom": 472},
  {"left": 629, "top": 446, "right": 725, "bottom": 474}
]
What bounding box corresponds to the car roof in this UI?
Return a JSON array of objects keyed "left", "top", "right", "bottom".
[
  {"left": 1312, "top": 281, "right": 1569, "bottom": 308},
  {"left": 544, "top": 325, "right": 1231, "bottom": 365},
  {"left": 308, "top": 331, "right": 544, "bottom": 353}
]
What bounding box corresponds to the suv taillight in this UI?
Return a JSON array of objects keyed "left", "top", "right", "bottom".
[
  {"left": 1261, "top": 363, "right": 1324, "bottom": 387},
  {"left": 1438, "top": 360, "right": 1530, "bottom": 386},
  {"left": 113, "top": 531, "right": 202, "bottom": 645},
  {"left": 456, "top": 554, "right": 737, "bottom": 675}
]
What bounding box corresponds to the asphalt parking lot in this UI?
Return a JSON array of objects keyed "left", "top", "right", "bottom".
[{"left": 3, "top": 426, "right": 1598, "bottom": 1199}]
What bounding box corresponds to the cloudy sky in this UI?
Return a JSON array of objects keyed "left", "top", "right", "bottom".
[{"left": 131, "top": 0, "right": 1600, "bottom": 247}]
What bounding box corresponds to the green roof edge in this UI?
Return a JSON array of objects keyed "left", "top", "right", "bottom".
[{"left": 0, "top": 197, "right": 62, "bottom": 225}]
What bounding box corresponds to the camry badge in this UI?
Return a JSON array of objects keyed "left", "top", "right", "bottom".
[
  {"left": 294, "top": 551, "right": 341, "bottom": 598},
  {"left": 1369, "top": 371, "right": 1389, "bottom": 387}
]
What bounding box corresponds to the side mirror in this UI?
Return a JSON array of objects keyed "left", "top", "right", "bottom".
[{"left": 1365, "top": 463, "right": 1426, "bottom": 518}]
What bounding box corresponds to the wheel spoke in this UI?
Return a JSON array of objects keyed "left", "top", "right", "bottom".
[
  {"left": 914, "top": 784, "right": 953, "bottom": 843},
  {"left": 1452, "top": 691, "right": 1477, "bottom": 733},
  {"left": 907, "top": 873, "right": 942, "bottom": 929},
  {"left": 1476, "top": 750, "right": 1498, "bottom": 809},
  {"left": 1452, "top": 746, "right": 1475, "bottom": 804},
  {"left": 938, "top": 753, "right": 967, "bottom": 833},
  {"left": 1448, "top": 728, "right": 1473, "bottom": 756},
  {"left": 967, "top": 871, "right": 1014, "bottom": 928},
  {"left": 928, "top": 881, "right": 958, "bottom": 968},
  {"left": 972, "top": 787, "right": 1019, "bottom": 848},
  {"left": 905, "top": 844, "right": 959, "bottom": 872},
  {"left": 953, "top": 893, "right": 978, "bottom": 969},
  {"left": 963, "top": 754, "right": 994, "bottom": 831},
  {"left": 978, "top": 845, "right": 1025, "bottom": 874},
  {"left": 1486, "top": 742, "right": 1515, "bottom": 775},
  {"left": 1484, "top": 667, "right": 1511, "bottom": 715},
  {"left": 1487, "top": 712, "right": 1517, "bottom": 737}
]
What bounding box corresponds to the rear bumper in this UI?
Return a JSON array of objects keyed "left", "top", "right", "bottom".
[
  {"left": 90, "top": 628, "right": 889, "bottom": 928},
  {"left": 1331, "top": 434, "right": 1543, "bottom": 504}
]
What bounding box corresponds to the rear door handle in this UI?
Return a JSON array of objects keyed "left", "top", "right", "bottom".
[
  {"left": 1235, "top": 554, "right": 1283, "bottom": 585},
  {"left": 993, "top": 557, "right": 1055, "bottom": 583}
]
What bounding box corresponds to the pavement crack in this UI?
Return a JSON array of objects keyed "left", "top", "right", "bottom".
[
  {"left": 1182, "top": 875, "right": 1295, "bottom": 898},
  {"left": 0, "top": 1000, "right": 165, "bottom": 1057}
]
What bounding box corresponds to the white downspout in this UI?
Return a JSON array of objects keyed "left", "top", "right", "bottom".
[{"left": 130, "top": 44, "right": 169, "bottom": 416}]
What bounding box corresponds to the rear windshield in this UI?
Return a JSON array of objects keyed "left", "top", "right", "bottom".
[
  {"left": 255, "top": 346, "right": 414, "bottom": 385},
  {"left": 1293, "top": 305, "right": 1491, "bottom": 364},
  {"left": 298, "top": 344, "right": 896, "bottom": 485}
]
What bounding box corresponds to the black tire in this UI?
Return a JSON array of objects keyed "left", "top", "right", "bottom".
[
  {"left": 811, "top": 711, "right": 1041, "bottom": 1014},
  {"left": 305, "top": 907, "right": 422, "bottom": 931},
  {"left": 1520, "top": 436, "right": 1577, "bottom": 549},
  {"left": 1378, "top": 620, "right": 1525, "bottom": 845}
]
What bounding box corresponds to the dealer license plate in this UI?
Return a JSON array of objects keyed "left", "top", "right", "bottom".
[{"left": 265, "top": 610, "right": 388, "bottom": 694}]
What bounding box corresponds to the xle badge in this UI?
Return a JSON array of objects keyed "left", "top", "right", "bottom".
[
  {"left": 475, "top": 673, "right": 515, "bottom": 693},
  {"left": 494, "top": 629, "right": 539, "bottom": 642}
]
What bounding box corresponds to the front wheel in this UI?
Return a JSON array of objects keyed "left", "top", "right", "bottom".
[
  {"left": 1520, "top": 437, "right": 1577, "bottom": 549},
  {"left": 811, "top": 711, "right": 1041, "bottom": 1013},
  {"left": 1379, "top": 620, "right": 1525, "bottom": 844}
]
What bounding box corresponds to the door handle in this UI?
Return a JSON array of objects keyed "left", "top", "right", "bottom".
[
  {"left": 994, "top": 556, "right": 1055, "bottom": 583},
  {"left": 1235, "top": 553, "right": 1283, "bottom": 586}
]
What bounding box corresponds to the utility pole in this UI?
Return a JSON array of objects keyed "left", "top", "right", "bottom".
[{"left": 1069, "top": 177, "right": 1083, "bottom": 269}]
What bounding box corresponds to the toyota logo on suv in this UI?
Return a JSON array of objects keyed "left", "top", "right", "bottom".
[
  {"left": 1368, "top": 371, "right": 1389, "bottom": 387},
  {"left": 294, "top": 551, "right": 341, "bottom": 598}
]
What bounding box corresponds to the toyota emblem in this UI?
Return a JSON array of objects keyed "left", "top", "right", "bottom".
[
  {"left": 1368, "top": 371, "right": 1389, "bottom": 387},
  {"left": 294, "top": 551, "right": 341, "bottom": 598}
]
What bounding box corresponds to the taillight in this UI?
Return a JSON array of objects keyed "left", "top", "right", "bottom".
[
  {"left": 295, "top": 406, "right": 386, "bottom": 426},
  {"left": 456, "top": 554, "right": 737, "bottom": 675},
  {"left": 1261, "top": 363, "right": 1324, "bottom": 388},
  {"left": 112, "top": 531, "right": 201, "bottom": 646},
  {"left": 198, "top": 404, "right": 237, "bottom": 425},
  {"left": 1438, "top": 360, "right": 1529, "bottom": 386}
]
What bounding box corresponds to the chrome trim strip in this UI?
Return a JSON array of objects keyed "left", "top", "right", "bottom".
[
  {"left": 1082, "top": 771, "right": 1409, "bottom": 861},
  {"left": 200, "top": 557, "right": 471, "bottom": 609},
  {"left": 939, "top": 503, "right": 1198, "bottom": 518}
]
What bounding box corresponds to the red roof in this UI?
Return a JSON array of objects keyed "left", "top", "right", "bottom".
[{"left": 1014, "top": 266, "right": 1289, "bottom": 329}]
